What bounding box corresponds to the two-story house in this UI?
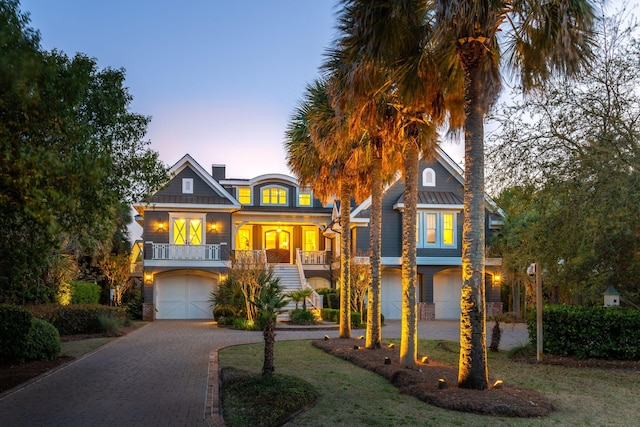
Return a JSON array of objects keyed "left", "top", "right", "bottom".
[{"left": 133, "top": 149, "right": 503, "bottom": 321}]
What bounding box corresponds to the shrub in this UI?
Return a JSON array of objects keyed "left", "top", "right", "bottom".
[
  {"left": 70, "top": 281, "right": 101, "bottom": 305},
  {"left": 0, "top": 304, "right": 33, "bottom": 362},
  {"left": 317, "top": 288, "right": 339, "bottom": 309},
  {"left": 290, "top": 309, "right": 317, "bottom": 325},
  {"left": 213, "top": 304, "right": 237, "bottom": 321},
  {"left": 28, "top": 304, "right": 125, "bottom": 335},
  {"left": 528, "top": 305, "right": 640, "bottom": 360},
  {"left": 321, "top": 308, "right": 339, "bottom": 322},
  {"left": 233, "top": 318, "right": 261, "bottom": 331},
  {"left": 350, "top": 311, "right": 362, "bottom": 327},
  {"left": 97, "top": 312, "right": 122, "bottom": 336},
  {"left": 24, "top": 318, "right": 61, "bottom": 361},
  {"left": 122, "top": 288, "right": 143, "bottom": 320}
]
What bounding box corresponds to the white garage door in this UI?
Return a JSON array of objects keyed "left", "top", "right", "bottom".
[
  {"left": 433, "top": 269, "right": 463, "bottom": 319},
  {"left": 381, "top": 269, "right": 402, "bottom": 320},
  {"left": 155, "top": 274, "right": 215, "bottom": 319}
]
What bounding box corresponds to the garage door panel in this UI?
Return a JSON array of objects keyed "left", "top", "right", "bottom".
[
  {"left": 156, "top": 274, "right": 215, "bottom": 320},
  {"left": 433, "top": 269, "right": 462, "bottom": 320},
  {"left": 381, "top": 270, "right": 402, "bottom": 320}
]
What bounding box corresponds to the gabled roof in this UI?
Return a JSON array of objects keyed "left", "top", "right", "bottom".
[
  {"left": 350, "top": 146, "right": 504, "bottom": 219},
  {"left": 139, "top": 154, "right": 240, "bottom": 211}
]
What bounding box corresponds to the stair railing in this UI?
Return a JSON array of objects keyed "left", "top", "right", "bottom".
[{"left": 295, "top": 249, "right": 323, "bottom": 310}]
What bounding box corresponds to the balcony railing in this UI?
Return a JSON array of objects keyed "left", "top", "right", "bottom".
[
  {"left": 298, "top": 250, "right": 329, "bottom": 265},
  {"left": 152, "top": 243, "right": 221, "bottom": 261}
]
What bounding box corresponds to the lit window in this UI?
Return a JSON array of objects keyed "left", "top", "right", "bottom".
[
  {"left": 443, "top": 213, "right": 454, "bottom": 245},
  {"left": 237, "top": 228, "right": 252, "bottom": 250},
  {"left": 304, "top": 230, "right": 317, "bottom": 251},
  {"left": 182, "top": 178, "right": 194, "bottom": 194},
  {"left": 417, "top": 211, "right": 457, "bottom": 248},
  {"left": 298, "top": 191, "right": 311, "bottom": 206},
  {"left": 238, "top": 187, "right": 251, "bottom": 204},
  {"left": 261, "top": 186, "right": 287, "bottom": 205},
  {"left": 172, "top": 216, "right": 203, "bottom": 245}
]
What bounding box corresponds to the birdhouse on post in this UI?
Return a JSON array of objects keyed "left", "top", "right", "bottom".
[{"left": 603, "top": 285, "right": 620, "bottom": 307}]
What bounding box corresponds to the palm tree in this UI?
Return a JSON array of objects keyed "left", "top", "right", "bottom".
[
  {"left": 327, "top": 0, "right": 445, "bottom": 364},
  {"left": 251, "top": 270, "right": 288, "bottom": 376},
  {"left": 285, "top": 78, "right": 369, "bottom": 339},
  {"left": 432, "top": 0, "right": 595, "bottom": 389}
]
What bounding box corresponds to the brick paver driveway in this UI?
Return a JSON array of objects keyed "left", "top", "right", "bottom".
[{"left": 0, "top": 320, "right": 528, "bottom": 426}]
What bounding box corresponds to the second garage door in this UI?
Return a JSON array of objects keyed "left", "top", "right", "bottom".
[
  {"left": 433, "top": 269, "right": 463, "bottom": 320},
  {"left": 155, "top": 274, "right": 215, "bottom": 320}
]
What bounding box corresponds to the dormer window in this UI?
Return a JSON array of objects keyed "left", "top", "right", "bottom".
[
  {"left": 182, "top": 178, "right": 194, "bottom": 194},
  {"left": 261, "top": 186, "right": 287, "bottom": 205},
  {"left": 238, "top": 187, "right": 251, "bottom": 205},
  {"left": 298, "top": 190, "right": 312, "bottom": 206},
  {"left": 422, "top": 168, "right": 436, "bottom": 187}
]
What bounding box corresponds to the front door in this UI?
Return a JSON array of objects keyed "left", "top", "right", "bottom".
[{"left": 265, "top": 229, "right": 290, "bottom": 263}]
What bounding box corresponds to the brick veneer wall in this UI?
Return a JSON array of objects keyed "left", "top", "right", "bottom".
[{"left": 143, "top": 303, "right": 155, "bottom": 321}]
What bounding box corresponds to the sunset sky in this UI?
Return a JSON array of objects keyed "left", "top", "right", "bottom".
[
  {"left": 19, "top": 0, "right": 468, "bottom": 179},
  {"left": 17, "top": 1, "right": 634, "bottom": 180}
]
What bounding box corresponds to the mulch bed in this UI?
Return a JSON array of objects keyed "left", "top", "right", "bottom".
[{"left": 313, "top": 338, "right": 554, "bottom": 418}]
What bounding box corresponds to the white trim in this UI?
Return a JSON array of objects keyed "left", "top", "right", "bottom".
[
  {"left": 140, "top": 203, "right": 239, "bottom": 212},
  {"left": 422, "top": 168, "right": 436, "bottom": 187},
  {"left": 381, "top": 256, "right": 463, "bottom": 266},
  {"left": 144, "top": 260, "right": 230, "bottom": 268},
  {"left": 394, "top": 202, "right": 464, "bottom": 210}
]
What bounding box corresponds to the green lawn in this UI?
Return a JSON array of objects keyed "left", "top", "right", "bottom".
[{"left": 219, "top": 340, "right": 640, "bottom": 427}]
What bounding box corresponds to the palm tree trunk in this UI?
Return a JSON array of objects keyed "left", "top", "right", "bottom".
[
  {"left": 262, "top": 316, "right": 275, "bottom": 376},
  {"left": 458, "top": 56, "right": 489, "bottom": 390},
  {"left": 400, "top": 140, "right": 419, "bottom": 367},
  {"left": 339, "top": 182, "right": 352, "bottom": 338},
  {"left": 366, "top": 142, "right": 383, "bottom": 349}
]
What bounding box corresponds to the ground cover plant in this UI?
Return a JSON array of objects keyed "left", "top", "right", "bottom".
[{"left": 218, "top": 339, "right": 640, "bottom": 426}]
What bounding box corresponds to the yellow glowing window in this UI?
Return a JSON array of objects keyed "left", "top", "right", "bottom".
[
  {"left": 238, "top": 228, "right": 252, "bottom": 250},
  {"left": 443, "top": 214, "right": 454, "bottom": 245},
  {"left": 172, "top": 218, "right": 202, "bottom": 245},
  {"left": 304, "top": 230, "right": 317, "bottom": 251},
  {"left": 238, "top": 187, "right": 251, "bottom": 204},
  {"left": 262, "top": 187, "right": 287, "bottom": 205},
  {"left": 298, "top": 192, "right": 311, "bottom": 206}
]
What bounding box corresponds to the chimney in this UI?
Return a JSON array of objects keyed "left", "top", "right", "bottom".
[{"left": 212, "top": 164, "right": 226, "bottom": 181}]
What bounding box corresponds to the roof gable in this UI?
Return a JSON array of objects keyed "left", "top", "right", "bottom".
[{"left": 146, "top": 154, "right": 240, "bottom": 207}]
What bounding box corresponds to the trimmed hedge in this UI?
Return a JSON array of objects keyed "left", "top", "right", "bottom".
[
  {"left": 320, "top": 308, "right": 362, "bottom": 326},
  {"left": 27, "top": 304, "right": 125, "bottom": 335},
  {"left": 25, "top": 318, "right": 61, "bottom": 361},
  {"left": 0, "top": 304, "right": 33, "bottom": 362},
  {"left": 70, "top": 281, "right": 101, "bottom": 305},
  {"left": 316, "top": 288, "right": 339, "bottom": 309},
  {"left": 528, "top": 305, "right": 640, "bottom": 360}
]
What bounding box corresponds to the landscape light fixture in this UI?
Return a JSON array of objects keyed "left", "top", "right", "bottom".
[
  {"left": 493, "top": 380, "right": 504, "bottom": 389},
  {"left": 384, "top": 357, "right": 391, "bottom": 365},
  {"left": 388, "top": 343, "right": 395, "bottom": 349},
  {"left": 421, "top": 356, "right": 429, "bottom": 364},
  {"left": 438, "top": 379, "right": 447, "bottom": 389}
]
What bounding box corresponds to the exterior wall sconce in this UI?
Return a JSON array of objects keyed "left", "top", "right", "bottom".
[
  {"left": 210, "top": 222, "right": 218, "bottom": 232},
  {"left": 493, "top": 273, "right": 501, "bottom": 283},
  {"left": 144, "top": 273, "right": 153, "bottom": 285},
  {"left": 157, "top": 222, "right": 165, "bottom": 232}
]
